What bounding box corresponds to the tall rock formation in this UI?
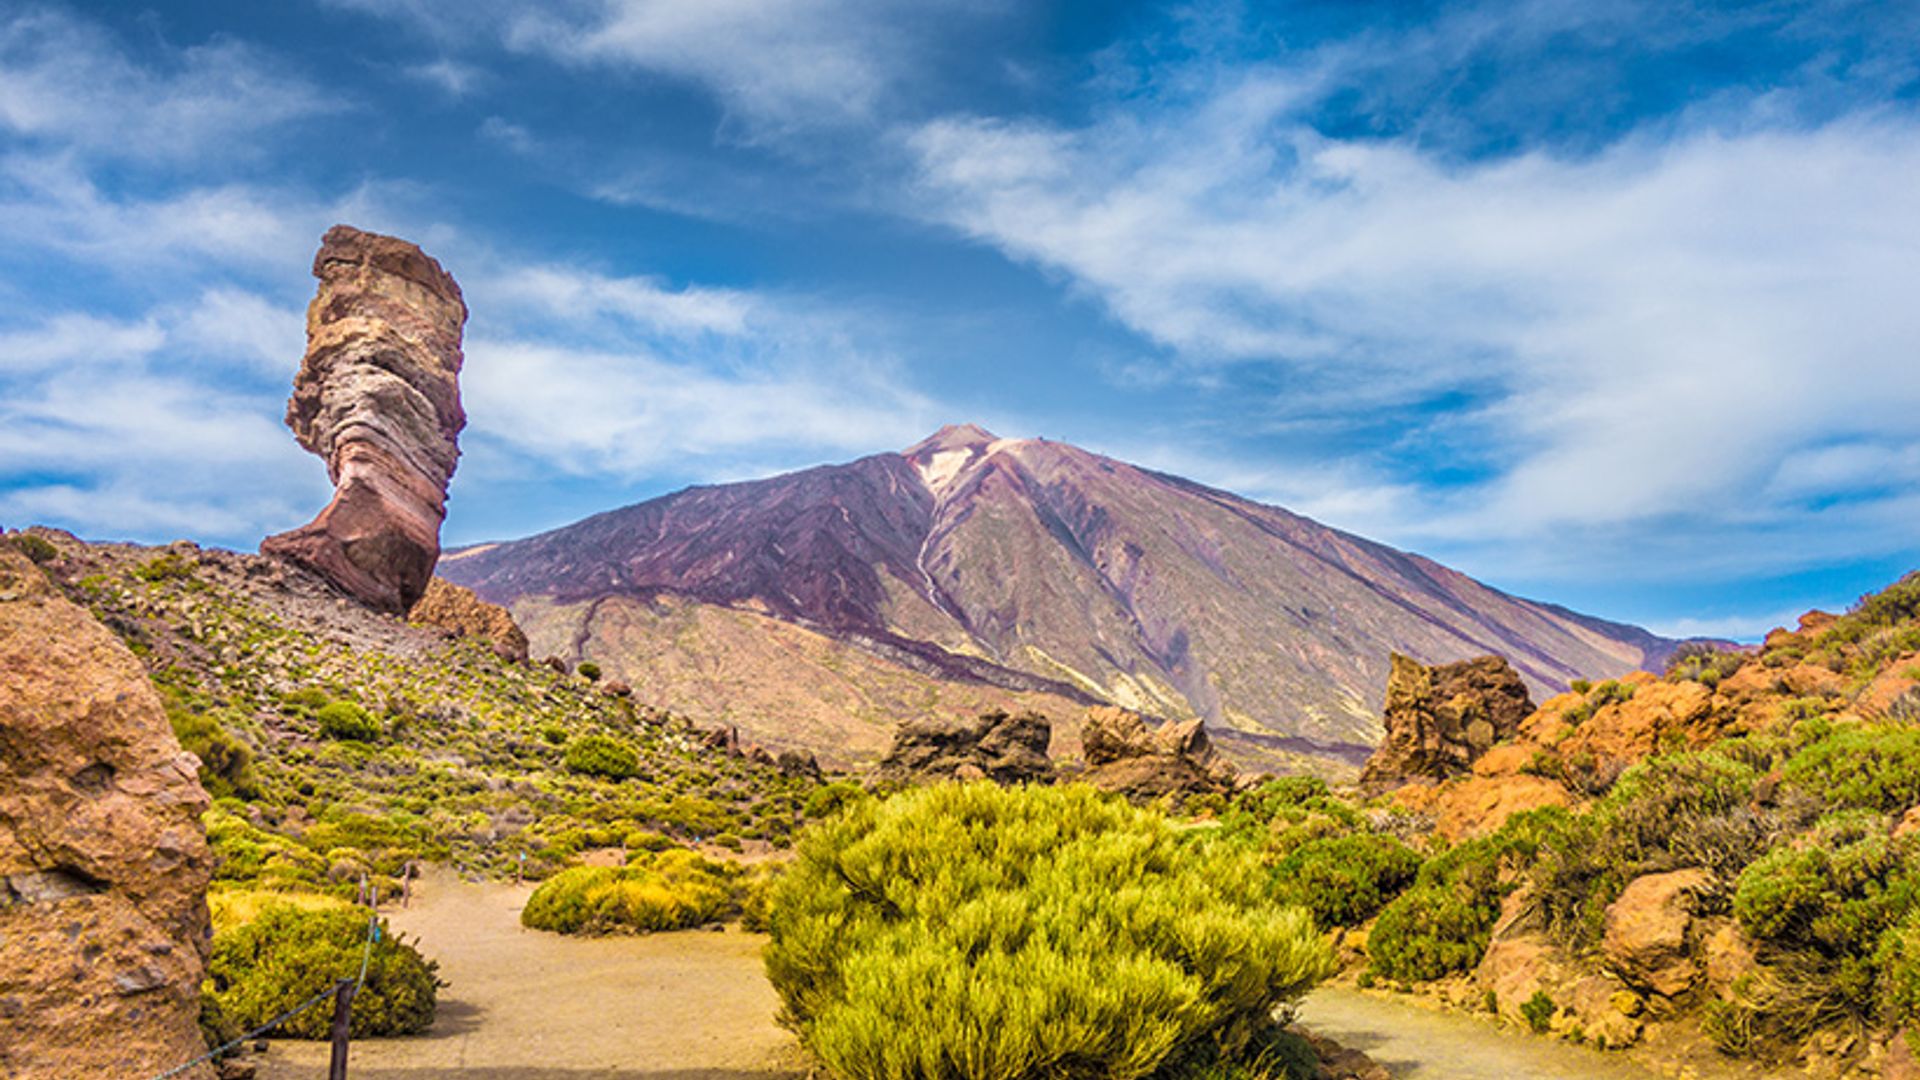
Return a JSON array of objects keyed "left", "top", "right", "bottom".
[
  {"left": 1361, "top": 653, "right": 1534, "bottom": 788},
  {"left": 0, "top": 545, "right": 215, "bottom": 1079},
  {"left": 262, "top": 225, "right": 467, "bottom": 613}
]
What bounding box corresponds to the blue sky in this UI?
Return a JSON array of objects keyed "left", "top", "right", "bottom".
[{"left": 3, "top": 0, "right": 1918, "bottom": 640}]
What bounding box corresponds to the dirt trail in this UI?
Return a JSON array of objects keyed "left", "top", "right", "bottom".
[
  {"left": 256, "top": 869, "right": 805, "bottom": 1080},
  {"left": 1300, "top": 989, "right": 1791, "bottom": 1080}
]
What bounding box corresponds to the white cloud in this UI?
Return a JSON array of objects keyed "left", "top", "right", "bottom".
[
  {"left": 906, "top": 91, "right": 1920, "bottom": 575},
  {"left": 405, "top": 58, "right": 483, "bottom": 97},
  {"left": 0, "top": 313, "right": 162, "bottom": 372},
  {"left": 464, "top": 337, "right": 936, "bottom": 477},
  {"left": 331, "top": 0, "right": 1003, "bottom": 134},
  {"left": 0, "top": 8, "right": 330, "bottom": 164}
]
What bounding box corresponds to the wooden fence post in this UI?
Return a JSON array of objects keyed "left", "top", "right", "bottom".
[{"left": 327, "top": 978, "right": 357, "bottom": 1080}]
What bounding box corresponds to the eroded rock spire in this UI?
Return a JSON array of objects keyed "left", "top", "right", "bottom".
[{"left": 262, "top": 225, "right": 467, "bottom": 612}]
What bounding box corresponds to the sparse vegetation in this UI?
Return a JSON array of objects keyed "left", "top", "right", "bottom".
[
  {"left": 9, "top": 532, "right": 57, "bottom": 563},
  {"left": 315, "top": 700, "right": 382, "bottom": 742}
]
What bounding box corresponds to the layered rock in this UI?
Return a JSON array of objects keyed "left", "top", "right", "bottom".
[
  {"left": 1361, "top": 653, "right": 1534, "bottom": 789},
  {"left": 0, "top": 546, "right": 214, "bottom": 1078},
  {"left": 408, "top": 576, "right": 529, "bottom": 661},
  {"left": 262, "top": 225, "right": 467, "bottom": 614},
  {"left": 1078, "top": 706, "right": 1239, "bottom": 801},
  {"left": 874, "top": 710, "right": 1054, "bottom": 785}
]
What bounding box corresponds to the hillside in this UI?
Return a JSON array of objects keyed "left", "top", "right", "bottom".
[
  {"left": 13, "top": 529, "right": 821, "bottom": 891},
  {"left": 442, "top": 424, "right": 1680, "bottom": 766}
]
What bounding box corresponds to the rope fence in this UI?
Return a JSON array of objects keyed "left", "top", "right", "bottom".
[{"left": 144, "top": 888, "right": 382, "bottom": 1080}]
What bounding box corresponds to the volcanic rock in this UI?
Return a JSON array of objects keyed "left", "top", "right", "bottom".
[
  {"left": 1078, "top": 706, "right": 1239, "bottom": 801},
  {"left": 1361, "top": 653, "right": 1534, "bottom": 789},
  {"left": 262, "top": 225, "right": 467, "bottom": 614},
  {"left": 408, "top": 576, "right": 529, "bottom": 661},
  {"left": 874, "top": 709, "right": 1054, "bottom": 785},
  {"left": 1603, "top": 868, "right": 1712, "bottom": 998},
  {"left": 0, "top": 546, "right": 215, "bottom": 1078}
]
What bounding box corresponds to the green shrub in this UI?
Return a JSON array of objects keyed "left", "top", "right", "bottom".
[
  {"left": 1589, "top": 680, "right": 1637, "bottom": 708},
  {"left": 133, "top": 552, "right": 197, "bottom": 582},
  {"left": 576, "top": 661, "right": 602, "bottom": 681},
  {"left": 521, "top": 850, "right": 739, "bottom": 934},
  {"left": 802, "top": 780, "right": 868, "bottom": 819},
  {"left": 206, "top": 904, "right": 438, "bottom": 1038},
  {"left": 1370, "top": 810, "right": 1566, "bottom": 982},
  {"left": 1727, "top": 812, "right": 1920, "bottom": 1041},
  {"left": 1521, "top": 990, "right": 1556, "bottom": 1033},
  {"left": 1665, "top": 642, "right": 1749, "bottom": 687},
  {"left": 9, "top": 533, "right": 57, "bottom": 563},
  {"left": 1269, "top": 833, "right": 1420, "bottom": 929},
  {"left": 1875, "top": 912, "right": 1920, "bottom": 1037},
  {"left": 1783, "top": 724, "right": 1920, "bottom": 813},
  {"left": 539, "top": 723, "right": 568, "bottom": 745},
  {"left": 563, "top": 734, "right": 638, "bottom": 780},
  {"left": 1569, "top": 679, "right": 1592, "bottom": 695},
  {"left": 315, "top": 701, "right": 381, "bottom": 743},
  {"left": 165, "top": 705, "right": 255, "bottom": 799},
  {"left": 765, "top": 783, "right": 1334, "bottom": 1080}
]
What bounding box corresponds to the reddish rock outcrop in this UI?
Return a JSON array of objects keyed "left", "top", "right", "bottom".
[
  {"left": 408, "top": 576, "right": 529, "bottom": 661},
  {"left": 1603, "top": 868, "right": 1713, "bottom": 998},
  {"left": 262, "top": 225, "right": 467, "bottom": 614},
  {"left": 1361, "top": 653, "right": 1535, "bottom": 789},
  {"left": 874, "top": 709, "right": 1054, "bottom": 786},
  {"left": 0, "top": 546, "right": 215, "bottom": 1078},
  {"left": 1078, "top": 707, "right": 1239, "bottom": 801}
]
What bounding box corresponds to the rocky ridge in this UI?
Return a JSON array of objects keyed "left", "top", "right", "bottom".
[
  {"left": 0, "top": 542, "right": 214, "bottom": 1079},
  {"left": 262, "top": 225, "right": 467, "bottom": 614}
]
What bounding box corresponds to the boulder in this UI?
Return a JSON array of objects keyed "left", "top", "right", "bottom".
[
  {"left": 1603, "top": 868, "right": 1712, "bottom": 998},
  {"left": 775, "top": 750, "right": 823, "bottom": 782},
  {"left": 262, "top": 225, "right": 468, "bottom": 614},
  {"left": 408, "top": 576, "right": 529, "bottom": 661},
  {"left": 1361, "top": 653, "right": 1534, "bottom": 789},
  {"left": 1077, "top": 707, "right": 1238, "bottom": 801},
  {"left": 0, "top": 546, "right": 215, "bottom": 1078},
  {"left": 875, "top": 709, "right": 1054, "bottom": 786}
]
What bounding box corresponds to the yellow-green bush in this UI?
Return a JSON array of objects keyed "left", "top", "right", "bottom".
[
  {"left": 520, "top": 849, "right": 739, "bottom": 934},
  {"left": 206, "top": 903, "right": 439, "bottom": 1038},
  {"left": 764, "top": 783, "right": 1334, "bottom": 1080},
  {"left": 563, "top": 733, "right": 639, "bottom": 780}
]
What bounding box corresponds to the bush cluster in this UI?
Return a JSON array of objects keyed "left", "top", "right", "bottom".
[
  {"left": 315, "top": 700, "right": 382, "bottom": 743},
  {"left": 563, "top": 733, "right": 640, "bottom": 780},
  {"left": 520, "top": 849, "right": 739, "bottom": 934},
  {"left": 764, "top": 783, "right": 1334, "bottom": 1080},
  {"left": 206, "top": 903, "right": 439, "bottom": 1039},
  {"left": 1268, "top": 833, "right": 1421, "bottom": 930}
]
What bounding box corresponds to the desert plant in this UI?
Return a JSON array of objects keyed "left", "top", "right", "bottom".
[
  {"left": 521, "top": 850, "right": 739, "bottom": 934},
  {"left": 1521, "top": 990, "right": 1556, "bottom": 1033},
  {"left": 1268, "top": 833, "right": 1420, "bottom": 929},
  {"left": 1783, "top": 724, "right": 1920, "bottom": 814},
  {"left": 315, "top": 700, "right": 382, "bottom": 743},
  {"left": 764, "top": 783, "right": 1334, "bottom": 1080},
  {"left": 563, "top": 733, "right": 639, "bottom": 780},
  {"left": 206, "top": 903, "right": 439, "bottom": 1038},
  {"left": 8, "top": 533, "right": 57, "bottom": 563},
  {"left": 133, "top": 552, "right": 197, "bottom": 582},
  {"left": 577, "top": 661, "right": 602, "bottom": 681}
]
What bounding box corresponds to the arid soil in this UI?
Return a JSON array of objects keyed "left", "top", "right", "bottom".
[
  {"left": 254, "top": 869, "right": 805, "bottom": 1080},
  {"left": 1299, "top": 988, "right": 1790, "bottom": 1080}
]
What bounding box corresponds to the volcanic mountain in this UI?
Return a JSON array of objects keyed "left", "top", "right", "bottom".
[{"left": 441, "top": 425, "right": 1678, "bottom": 767}]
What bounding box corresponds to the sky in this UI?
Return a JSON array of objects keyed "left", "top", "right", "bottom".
[{"left": 2, "top": 0, "right": 1918, "bottom": 640}]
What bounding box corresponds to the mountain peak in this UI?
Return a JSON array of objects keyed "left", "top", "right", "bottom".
[{"left": 904, "top": 423, "right": 998, "bottom": 459}]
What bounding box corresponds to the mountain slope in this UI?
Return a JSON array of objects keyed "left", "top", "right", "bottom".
[{"left": 442, "top": 426, "right": 1679, "bottom": 761}]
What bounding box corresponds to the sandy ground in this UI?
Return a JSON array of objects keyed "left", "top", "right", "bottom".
[
  {"left": 254, "top": 869, "right": 806, "bottom": 1080},
  {"left": 1300, "top": 988, "right": 1792, "bottom": 1080}
]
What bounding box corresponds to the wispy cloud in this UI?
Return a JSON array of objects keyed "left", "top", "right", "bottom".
[
  {"left": 0, "top": 7, "right": 331, "bottom": 164},
  {"left": 904, "top": 49, "right": 1920, "bottom": 582},
  {"left": 328, "top": 0, "right": 1006, "bottom": 135}
]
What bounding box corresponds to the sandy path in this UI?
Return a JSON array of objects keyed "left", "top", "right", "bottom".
[
  {"left": 1300, "top": 989, "right": 1791, "bottom": 1080},
  {"left": 256, "top": 870, "right": 806, "bottom": 1080}
]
